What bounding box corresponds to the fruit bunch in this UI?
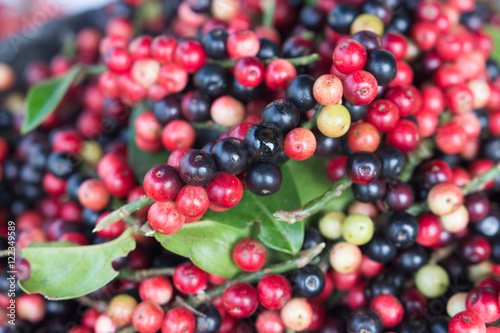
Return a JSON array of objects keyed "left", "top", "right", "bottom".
[{"left": 2, "top": 0, "right": 500, "bottom": 332}]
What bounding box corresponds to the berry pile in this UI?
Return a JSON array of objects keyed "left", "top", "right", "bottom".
[{"left": 2, "top": 0, "right": 500, "bottom": 332}]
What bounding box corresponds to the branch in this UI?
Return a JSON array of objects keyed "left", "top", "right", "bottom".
[
  {"left": 428, "top": 243, "right": 457, "bottom": 265},
  {"left": 93, "top": 195, "right": 155, "bottom": 232},
  {"left": 398, "top": 139, "right": 435, "bottom": 182},
  {"left": 187, "top": 243, "right": 325, "bottom": 306},
  {"left": 301, "top": 105, "right": 324, "bottom": 130},
  {"left": 119, "top": 267, "right": 175, "bottom": 281},
  {"left": 461, "top": 162, "right": 500, "bottom": 195},
  {"left": 210, "top": 53, "right": 321, "bottom": 69},
  {"left": 76, "top": 296, "right": 107, "bottom": 313},
  {"left": 261, "top": 0, "right": 276, "bottom": 26},
  {"left": 85, "top": 64, "right": 107, "bottom": 77},
  {"left": 274, "top": 175, "right": 352, "bottom": 223}
]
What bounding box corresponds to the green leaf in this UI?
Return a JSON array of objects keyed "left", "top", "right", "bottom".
[
  {"left": 21, "top": 65, "right": 83, "bottom": 134},
  {"left": 486, "top": 25, "right": 500, "bottom": 63},
  {"left": 155, "top": 222, "right": 251, "bottom": 278},
  {"left": 19, "top": 229, "right": 136, "bottom": 300},
  {"left": 128, "top": 104, "right": 170, "bottom": 182},
  {"left": 201, "top": 163, "right": 304, "bottom": 255}
]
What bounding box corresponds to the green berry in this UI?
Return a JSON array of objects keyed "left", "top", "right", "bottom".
[
  {"left": 415, "top": 264, "right": 449, "bottom": 298},
  {"left": 341, "top": 213, "right": 374, "bottom": 245}
]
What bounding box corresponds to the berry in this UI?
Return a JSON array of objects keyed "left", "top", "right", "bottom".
[
  {"left": 286, "top": 75, "right": 316, "bottom": 112},
  {"left": 245, "top": 161, "right": 282, "bottom": 196},
  {"left": 333, "top": 39, "right": 367, "bottom": 74},
  {"left": 234, "top": 57, "right": 264, "bottom": 88},
  {"left": 342, "top": 214, "right": 375, "bottom": 245},
  {"left": 132, "top": 301, "right": 163, "bottom": 333},
  {"left": 211, "top": 138, "right": 249, "bottom": 175},
  {"left": 148, "top": 201, "right": 185, "bottom": 235},
  {"left": 178, "top": 150, "right": 217, "bottom": 186},
  {"left": 313, "top": 74, "right": 343, "bottom": 106},
  {"left": 195, "top": 303, "right": 221, "bottom": 333},
  {"left": 227, "top": 30, "right": 260, "bottom": 59},
  {"left": 262, "top": 99, "right": 300, "bottom": 134},
  {"left": 176, "top": 186, "right": 210, "bottom": 217},
  {"left": 347, "top": 308, "right": 383, "bottom": 333},
  {"left": 280, "top": 298, "right": 313, "bottom": 332},
  {"left": 162, "top": 307, "right": 196, "bottom": 333},
  {"left": 223, "top": 283, "right": 259, "bottom": 318},
  {"left": 346, "top": 152, "right": 382, "bottom": 185},
  {"left": 257, "top": 274, "right": 292, "bottom": 310},
  {"left": 449, "top": 311, "right": 486, "bottom": 333},
  {"left": 330, "top": 242, "right": 362, "bottom": 274},
  {"left": 415, "top": 264, "right": 449, "bottom": 299},
  {"left": 317, "top": 104, "right": 351, "bottom": 138},
  {"left": 143, "top": 164, "right": 183, "bottom": 202},
  {"left": 173, "top": 262, "right": 208, "bottom": 295},
  {"left": 466, "top": 287, "right": 500, "bottom": 324},
  {"left": 245, "top": 123, "right": 284, "bottom": 160},
  {"left": 289, "top": 265, "right": 326, "bottom": 299},
  {"left": 284, "top": 128, "right": 316, "bottom": 161},
  {"left": 384, "top": 212, "right": 419, "bottom": 248},
  {"left": 78, "top": 179, "right": 110, "bottom": 211},
  {"left": 369, "top": 294, "right": 404, "bottom": 328},
  {"left": 265, "top": 59, "right": 297, "bottom": 91}
]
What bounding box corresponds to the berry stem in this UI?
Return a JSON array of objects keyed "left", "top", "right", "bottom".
[
  {"left": 118, "top": 267, "right": 175, "bottom": 281},
  {"left": 273, "top": 175, "right": 352, "bottom": 224},
  {"left": 210, "top": 53, "right": 321, "bottom": 69},
  {"left": 461, "top": 161, "right": 500, "bottom": 195},
  {"left": 187, "top": 242, "right": 325, "bottom": 306},
  {"left": 398, "top": 139, "right": 435, "bottom": 182},
  {"left": 93, "top": 195, "right": 155, "bottom": 233},
  {"left": 301, "top": 104, "right": 324, "bottom": 130},
  {"left": 261, "top": 0, "right": 276, "bottom": 26},
  {"left": 76, "top": 296, "right": 107, "bottom": 313},
  {"left": 85, "top": 64, "right": 107, "bottom": 76},
  {"left": 192, "top": 121, "right": 228, "bottom": 132}
]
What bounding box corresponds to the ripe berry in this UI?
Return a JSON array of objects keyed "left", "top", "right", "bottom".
[
  {"left": 180, "top": 91, "right": 211, "bottom": 123},
  {"left": 333, "top": 39, "right": 367, "bottom": 74},
  {"left": 416, "top": 213, "right": 443, "bottom": 247},
  {"left": 151, "top": 35, "right": 177, "bottom": 63},
  {"left": 201, "top": 29, "right": 229, "bottom": 59},
  {"left": 227, "top": 30, "right": 260, "bottom": 59},
  {"left": 194, "top": 64, "right": 228, "bottom": 98},
  {"left": 245, "top": 123, "right": 284, "bottom": 160},
  {"left": 466, "top": 287, "right": 500, "bottom": 324},
  {"left": 256, "top": 310, "right": 285, "bottom": 333},
  {"left": 365, "top": 99, "right": 399, "bottom": 133},
  {"left": 460, "top": 235, "right": 491, "bottom": 265},
  {"left": 139, "top": 276, "right": 173, "bottom": 305},
  {"left": 289, "top": 265, "right": 326, "bottom": 299},
  {"left": 265, "top": 59, "right": 297, "bottom": 91},
  {"left": 257, "top": 274, "right": 292, "bottom": 310},
  {"left": 105, "top": 47, "right": 132, "bottom": 74},
  {"left": 286, "top": 75, "right": 316, "bottom": 112},
  {"left": 346, "top": 122, "right": 380, "bottom": 153},
  {"left": 132, "top": 301, "right": 164, "bottom": 333},
  {"left": 245, "top": 161, "right": 282, "bottom": 196},
  {"left": 449, "top": 311, "right": 486, "bottom": 333},
  {"left": 178, "top": 150, "right": 216, "bottom": 186},
  {"left": 284, "top": 128, "right": 316, "bottom": 161},
  {"left": 262, "top": 99, "right": 300, "bottom": 135},
  {"left": 223, "top": 283, "right": 259, "bottom": 318},
  {"left": 346, "top": 151, "right": 382, "bottom": 185},
  {"left": 161, "top": 120, "right": 196, "bottom": 152},
  {"left": 174, "top": 40, "right": 206, "bottom": 73},
  {"left": 342, "top": 70, "right": 378, "bottom": 106},
  {"left": 234, "top": 57, "right": 264, "bottom": 88},
  {"left": 162, "top": 307, "right": 196, "bottom": 333},
  {"left": 347, "top": 308, "right": 383, "bottom": 333},
  {"left": 143, "top": 164, "right": 183, "bottom": 202},
  {"left": 211, "top": 138, "right": 249, "bottom": 175},
  {"left": 232, "top": 238, "right": 267, "bottom": 272},
  {"left": 369, "top": 294, "right": 404, "bottom": 328},
  {"left": 206, "top": 173, "right": 244, "bottom": 209},
  {"left": 158, "top": 63, "right": 189, "bottom": 94},
  {"left": 104, "top": 165, "right": 136, "bottom": 198},
  {"left": 387, "top": 119, "right": 420, "bottom": 152},
  {"left": 148, "top": 201, "right": 185, "bottom": 235},
  {"left": 173, "top": 262, "right": 208, "bottom": 295},
  {"left": 78, "top": 179, "right": 110, "bottom": 211},
  {"left": 435, "top": 123, "right": 467, "bottom": 155},
  {"left": 176, "top": 186, "right": 210, "bottom": 217},
  {"left": 384, "top": 212, "right": 419, "bottom": 248},
  {"left": 194, "top": 303, "right": 221, "bottom": 333},
  {"left": 427, "top": 183, "right": 463, "bottom": 216}
]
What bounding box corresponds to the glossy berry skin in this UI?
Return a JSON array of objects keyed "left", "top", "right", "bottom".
[
  {"left": 265, "top": 59, "right": 297, "bottom": 91},
  {"left": 262, "top": 99, "right": 300, "bottom": 134},
  {"left": 333, "top": 39, "right": 367, "bottom": 74},
  {"left": 178, "top": 150, "right": 216, "bottom": 186},
  {"left": 363, "top": 235, "right": 397, "bottom": 264},
  {"left": 284, "top": 128, "right": 316, "bottom": 161},
  {"left": 195, "top": 303, "right": 222, "bottom": 333},
  {"left": 416, "top": 213, "right": 442, "bottom": 247},
  {"left": 148, "top": 201, "right": 185, "bottom": 235},
  {"left": 465, "top": 192, "right": 490, "bottom": 223},
  {"left": 347, "top": 308, "right": 383, "bottom": 333},
  {"left": 233, "top": 238, "right": 267, "bottom": 272},
  {"left": 369, "top": 294, "right": 404, "bottom": 328},
  {"left": 245, "top": 161, "right": 282, "bottom": 196},
  {"left": 376, "top": 145, "right": 406, "bottom": 179},
  {"left": 223, "top": 283, "right": 259, "bottom": 318},
  {"left": 387, "top": 119, "right": 420, "bottom": 152},
  {"left": 105, "top": 47, "right": 132, "bottom": 74},
  {"left": 328, "top": 4, "right": 359, "bottom": 34},
  {"left": 257, "top": 274, "right": 292, "bottom": 310},
  {"left": 47, "top": 152, "right": 81, "bottom": 179},
  {"left": 161, "top": 120, "right": 196, "bottom": 151},
  {"left": 143, "top": 164, "right": 183, "bottom": 202},
  {"left": 245, "top": 123, "right": 284, "bottom": 160},
  {"left": 211, "top": 138, "right": 249, "bottom": 175},
  {"left": 256, "top": 310, "right": 285, "bottom": 333},
  {"left": 317, "top": 104, "right": 351, "bottom": 138},
  {"left": 427, "top": 183, "right": 463, "bottom": 216},
  {"left": 313, "top": 74, "right": 343, "bottom": 106},
  {"left": 346, "top": 152, "right": 382, "bottom": 185},
  {"left": 364, "top": 49, "right": 397, "bottom": 85},
  {"left": 194, "top": 64, "right": 228, "bottom": 98},
  {"left": 365, "top": 99, "right": 399, "bottom": 133},
  {"left": 139, "top": 276, "right": 173, "bottom": 305},
  {"left": 280, "top": 298, "right": 313, "bottom": 332},
  {"left": 384, "top": 180, "right": 414, "bottom": 211},
  {"left": 384, "top": 212, "right": 419, "bottom": 248},
  {"left": 353, "top": 178, "right": 386, "bottom": 203},
  {"left": 286, "top": 75, "right": 316, "bottom": 112},
  {"left": 175, "top": 186, "right": 209, "bottom": 217},
  {"left": 313, "top": 129, "right": 340, "bottom": 158},
  {"left": 227, "top": 30, "right": 260, "bottom": 59},
  {"left": 435, "top": 123, "right": 467, "bottom": 155},
  {"left": 234, "top": 57, "right": 264, "bottom": 88},
  {"left": 289, "top": 265, "right": 326, "bottom": 299},
  {"left": 173, "top": 262, "right": 208, "bottom": 295},
  {"left": 162, "top": 307, "right": 196, "bottom": 333},
  {"left": 449, "top": 311, "right": 486, "bottom": 333},
  {"left": 174, "top": 40, "right": 206, "bottom": 73},
  {"left": 78, "top": 179, "right": 110, "bottom": 211},
  {"left": 466, "top": 288, "right": 500, "bottom": 324},
  {"left": 343, "top": 70, "right": 378, "bottom": 106},
  {"left": 158, "top": 63, "right": 188, "bottom": 94},
  {"left": 201, "top": 29, "right": 228, "bottom": 59},
  {"left": 460, "top": 235, "right": 491, "bottom": 265},
  {"left": 347, "top": 122, "right": 380, "bottom": 153},
  {"left": 132, "top": 301, "right": 164, "bottom": 333}
]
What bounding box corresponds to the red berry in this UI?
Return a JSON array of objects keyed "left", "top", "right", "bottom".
[
  {"left": 449, "top": 311, "right": 486, "bottom": 333},
  {"left": 460, "top": 235, "right": 491, "bottom": 265},
  {"left": 313, "top": 74, "right": 343, "bottom": 105},
  {"left": 223, "top": 283, "right": 259, "bottom": 318},
  {"left": 139, "top": 276, "right": 173, "bottom": 305},
  {"left": 132, "top": 301, "right": 164, "bottom": 333},
  {"left": 105, "top": 47, "right": 133, "bottom": 74},
  {"left": 233, "top": 238, "right": 267, "bottom": 272},
  {"left": 227, "top": 30, "right": 260, "bottom": 59},
  {"left": 333, "top": 39, "right": 367, "bottom": 74},
  {"left": 96, "top": 212, "right": 126, "bottom": 240},
  {"left": 365, "top": 99, "right": 400, "bottom": 133},
  {"left": 167, "top": 148, "right": 193, "bottom": 170},
  {"left": 284, "top": 128, "right": 317, "bottom": 160},
  {"left": 78, "top": 179, "right": 110, "bottom": 211},
  {"left": 128, "top": 35, "right": 152, "bottom": 60},
  {"left": 381, "top": 32, "right": 407, "bottom": 61},
  {"left": 162, "top": 307, "right": 196, "bottom": 333},
  {"left": 387, "top": 119, "right": 420, "bottom": 152},
  {"left": 265, "top": 59, "right": 297, "bottom": 91},
  {"left": 206, "top": 173, "right": 244, "bottom": 209},
  {"left": 466, "top": 287, "right": 500, "bottom": 324},
  {"left": 257, "top": 274, "right": 292, "bottom": 310},
  {"left": 255, "top": 310, "right": 285, "bottom": 333},
  {"left": 326, "top": 155, "right": 348, "bottom": 183},
  {"left": 158, "top": 63, "right": 189, "bottom": 94},
  {"left": 143, "top": 164, "right": 183, "bottom": 202},
  {"left": 173, "top": 262, "right": 208, "bottom": 294},
  {"left": 161, "top": 120, "right": 196, "bottom": 151},
  {"left": 148, "top": 201, "right": 185, "bottom": 235},
  {"left": 342, "top": 70, "right": 378, "bottom": 106},
  {"left": 369, "top": 294, "right": 404, "bottom": 328},
  {"left": 174, "top": 40, "right": 206, "bottom": 73},
  {"left": 385, "top": 85, "right": 422, "bottom": 117},
  {"left": 175, "top": 186, "right": 210, "bottom": 217},
  {"left": 414, "top": 109, "right": 439, "bottom": 138},
  {"left": 346, "top": 122, "right": 380, "bottom": 153},
  {"left": 52, "top": 129, "right": 83, "bottom": 155},
  {"left": 411, "top": 22, "right": 439, "bottom": 51},
  {"left": 234, "top": 57, "right": 264, "bottom": 88},
  {"left": 445, "top": 84, "right": 474, "bottom": 114},
  {"left": 151, "top": 35, "right": 178, "bottom": 63},
  {"left": 104, "top": 165, "right": 136, "bottom": 198},
  {"left": 416, "top": 213, "right": 443, "bottom": 247},
  {"left": 421, "top": 86, "right": 444, "bottom": 115},
  {"left": 435, "top": 123, "right": 467, "bottom": 155}
]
